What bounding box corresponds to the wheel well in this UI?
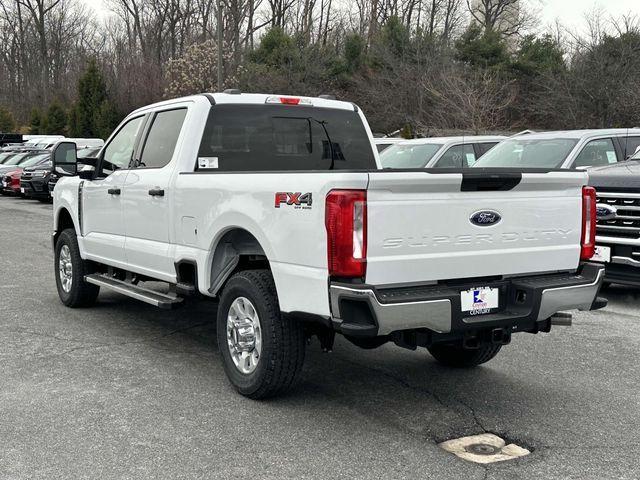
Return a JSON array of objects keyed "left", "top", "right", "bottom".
[
  {"left": 54, "top": 208, "right": 75, "bottom": 243},
  {"left": 209, "top": 229, "right": 268, "bottom": 296}
]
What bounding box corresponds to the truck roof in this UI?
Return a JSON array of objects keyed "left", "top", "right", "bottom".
[
  {"left": 131, "top": 92, "right": 357, "bottom": 115},
  {"left": 394, "top": 135, "right": 506, "bottom": 145},
  {"left": 509, "top": 128, "right": 640, "bottom": 140}
]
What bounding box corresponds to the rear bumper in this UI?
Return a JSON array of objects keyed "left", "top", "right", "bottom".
[{"left": 329, "top": 263, "right": 605, "bottom": 338}]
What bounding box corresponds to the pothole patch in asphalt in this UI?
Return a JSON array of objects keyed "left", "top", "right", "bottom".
[{"left": 438, "top": 433, "right": 530, "bottom": 464}]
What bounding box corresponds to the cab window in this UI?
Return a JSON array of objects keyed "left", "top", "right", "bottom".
[
  {"left": 101, "top": 116, "right": 144, "bottom": 175},
  {"left": 136, "top": 108, "right": 187, "bottom": 169},
  {"left": 573, "top": 138, "right": 617, "bottom": 168},
  {"left": 618, "top": 136, "right": 640, "bottom": 159},
  {"left": 434, "top": 144, "right": 476, "bottom": 168}
]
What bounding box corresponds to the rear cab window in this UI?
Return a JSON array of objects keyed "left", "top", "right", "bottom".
[{"left": 197, "top": 104, "right": 376, "bottom": 171}]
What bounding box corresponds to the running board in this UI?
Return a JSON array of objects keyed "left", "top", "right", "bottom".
[{"left": 85, "top": 274, "right": 184, "bottom": 309}]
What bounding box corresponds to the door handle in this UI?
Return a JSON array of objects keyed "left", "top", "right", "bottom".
[
  {"left": 107, "top": 188, "right": 121, "bottom": 195},
  {"left": 148, "top": 188, "right": 165, "bottom": 197}
]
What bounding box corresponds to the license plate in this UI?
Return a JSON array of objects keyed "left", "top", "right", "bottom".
[
  {"left": 461, "top": 287, "right": 499, "bottom": 315},
  {"left": 592, "top": 245, "right": 611, "bottom": 263},
  {"left": 20, "top": 187, "right": 24, "bottom": 193}
]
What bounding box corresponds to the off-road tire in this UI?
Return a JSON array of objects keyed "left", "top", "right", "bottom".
[
  {"left": 217, "top": 269, "right": 305, "bottom": 399},
  {"left": 427, "top": 343, "right": 502, "bottom": 368},
  {"left": 54, "top": 228, "right": 100, "bottom": 307}
]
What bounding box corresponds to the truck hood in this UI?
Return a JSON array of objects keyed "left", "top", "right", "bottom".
[{"left": 588, "top": 160, "right": 640, "bottom": 189}]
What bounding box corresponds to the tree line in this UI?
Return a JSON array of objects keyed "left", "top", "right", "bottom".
[{"left": 0, "top": 0, "right": 639, "bottom": 138}]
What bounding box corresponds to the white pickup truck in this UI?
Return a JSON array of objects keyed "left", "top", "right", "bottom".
[{"left": 51, "top": 92, "right": 606, "bottom": 398}]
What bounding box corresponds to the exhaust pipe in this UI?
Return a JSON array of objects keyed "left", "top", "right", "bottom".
[{"left": 550, "top": 312, "right": 572, "bottom": 327}]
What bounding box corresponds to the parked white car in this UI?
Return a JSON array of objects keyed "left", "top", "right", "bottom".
[
  {"left": 51, "top": 92, "right": 605, "bottom": 398},
  {"left": 380, "top": 136, "right": 505, "bottom": 169},
  {"left": 473, "top": 129, "right": 640, "bottom": 169},
  {"left": 373, "top": 137, "right": 405, "bottom": 153}
]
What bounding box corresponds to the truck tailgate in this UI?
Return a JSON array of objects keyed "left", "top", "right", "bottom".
[{"left": 365, "top": 171, "right": 587, "bottom": 286}]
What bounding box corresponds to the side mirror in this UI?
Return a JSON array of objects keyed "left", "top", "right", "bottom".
[
  {"left": 78, "top": 165, "right": 95, "bottom": 180},
  {"left": 52, "top": 141, "right": 78, "bottom": 176}
]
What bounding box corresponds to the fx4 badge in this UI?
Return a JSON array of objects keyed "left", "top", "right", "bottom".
[{"left": 275, "top": 192, "right": 313, "bottom": 209}]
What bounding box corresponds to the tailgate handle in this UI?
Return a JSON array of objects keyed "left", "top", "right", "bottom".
[{"left": 461, "top": 172, "right": 522, "bottom": 192}]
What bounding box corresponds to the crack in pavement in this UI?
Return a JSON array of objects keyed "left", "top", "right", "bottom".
[{"left": 332, "top": 351, "right": 491, "bottom": 438}]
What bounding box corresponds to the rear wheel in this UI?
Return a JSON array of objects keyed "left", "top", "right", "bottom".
[
  {"left": 217, "top": 269, "right": 305, "bottom": 399},
  {"left": 54, "top": 228, "right": 100, "bottom": 307},
  {"left": 427, "top": 343, "right": 502, "bottom": 368}
]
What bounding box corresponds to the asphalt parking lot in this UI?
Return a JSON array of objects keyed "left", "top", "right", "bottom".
[{"left": 1, "top": 197, "right": 639, "bottom": 480}]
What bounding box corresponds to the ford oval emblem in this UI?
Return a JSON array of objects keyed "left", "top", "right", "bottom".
[
  {"left": 596, "top": 203, "right": 617, "bottom": 221},
  {"left": 470, "top": 210, "right": 501, "bottom": 227}
]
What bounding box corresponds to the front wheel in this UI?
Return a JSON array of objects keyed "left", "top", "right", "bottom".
[
  {"left": 427, "top": 343, "right": 502, "bottom": 368},
  {"left": 217, "top": 269, "right": 305, "bottom": 399},
  {"left": 54, "top": 228, "right": 100, "bottom": 307}
]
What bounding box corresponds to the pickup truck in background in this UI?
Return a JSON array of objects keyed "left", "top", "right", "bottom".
[
  {"left": 51, "top": 92, "right": 606, "bottom": 398},
  {"left": 587, "top": 155, "right": 640, "bottom": 286}
]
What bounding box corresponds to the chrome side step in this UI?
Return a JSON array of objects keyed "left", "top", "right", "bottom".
[{"left": 85, "top": 274, "right": 184, "bottom": 309}]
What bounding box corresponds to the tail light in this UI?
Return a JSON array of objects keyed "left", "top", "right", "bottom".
[
  {"left": 325, "top": 190, "right": 367, "bottom": 278},
  {"left": 581, "top": 186, "right": 596, "bottom": 260}
]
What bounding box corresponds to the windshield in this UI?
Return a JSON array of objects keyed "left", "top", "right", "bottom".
[
  {"left": 0, "top": 152, "right": 16, "bottom": 164},
  {"left": 3, "top": 153, "right": 34, "bottom": 165},
  {"left": 21, "top": 154, "right": 49, "bottom": 168},
  {"left": 380, "top": 143, "right": 443, "bottom": 169},
  {"left": 472, "top": 138, "right": 578, "bottom": 168}
]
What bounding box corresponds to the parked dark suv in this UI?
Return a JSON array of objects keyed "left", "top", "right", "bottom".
[{"left": 20, "top": 160, "right": 53, "bottom": 201}]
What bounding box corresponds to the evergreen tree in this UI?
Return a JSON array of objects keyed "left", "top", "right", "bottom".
[
  {"left": 513, "top": 35, "right": 565, "bottom": 75},
  {"left": 75, "top": 59, "right": 108, "bottom": 136},
  {"left": 29, "top": 108, "right": 43, "bottom": 134},
  {"left": 344, "top": 34, "right": 366, "bottom": 72},
  {"left": 46, "top": 101, "right": 67, "bottom": 134},
  {"left": 455, "top": 25, "right": 510, "bottom": 70},
  {"left": 0, "top": 106, "right": 16, "bottom": 132},
  {"left": 67, "top": 106, "right": 80, "bottom": 137},
  {"left": 95, "top": 100, "right": 121, "bottom": 140},
  {"left": 251, "top": 27, "right": 297, "bottom": 68}
]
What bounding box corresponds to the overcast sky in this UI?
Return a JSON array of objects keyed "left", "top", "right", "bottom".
[
  {"left": 537, "top": 0, "right": 640, "bottom": 32},
  {"left": 83, "top": 0, "right": 640, "bottom": 34}
]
